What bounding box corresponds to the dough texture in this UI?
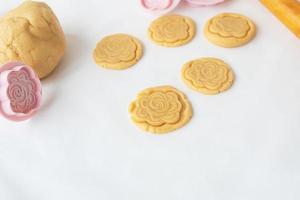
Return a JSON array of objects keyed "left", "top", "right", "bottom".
[
  {"left": 182, "top": 57, "right": 234, "bottom": 95},
  {"left": 129, "top": 86, "right": 193, "bottom": 134},
  {"left": 0, "top": 1, "right": 66, "bottom": 79},
  {"left": 148, "top": 14, "right": 196, "bottom": 47},
  {"left": 204, "top": 13, "right": 256, "bottom": 48},
  {"left": 93, "top": 34, "right": 143, "bottom": 70}
]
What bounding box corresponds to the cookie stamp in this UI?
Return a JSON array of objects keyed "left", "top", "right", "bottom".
[
  {"left": 185, "top": 0, "right": 226, "bottom": 7},
  {"left": 141, "top": 0, "right": 172, "bottom": 10},
  {"left": 0, "top": 62, "right": 42, "bottom": 121},
  {"left": 140, "top": 0, "right": 181, "bottom": 15}
]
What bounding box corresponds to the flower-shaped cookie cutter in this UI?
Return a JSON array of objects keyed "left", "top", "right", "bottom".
[
  {"left": 140, "top": 0, "right": 182, "bottom": 15},
  {"left": 184, "top": 0, "right": 226, "bottom": 7},
  {"left": 0, "top": 62, "right": 42, "bottom": 121},
  {"left": 140, "top": 0, "right": 226, "bottom": 14}
]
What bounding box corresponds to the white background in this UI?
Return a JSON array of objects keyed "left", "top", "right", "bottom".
[{"left": 1, "top": 0, "right": 300, "bottom": 200}]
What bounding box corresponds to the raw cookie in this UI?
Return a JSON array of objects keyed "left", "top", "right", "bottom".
[
  {"left": 182, "top": 57, "right": 234, "bottom": 95},
  {"left": 204, "top": 13, "right": 256, "bottom": 48},
  {"left": 0, "top": 1, "right": 66, "bottom": 79},
  {"left": 93, "top": 34, "right": 143, "bottom": 70},
  {"left": 129, "top": 86, "right": 193, "bottom": 134},
  {"left": 148, "top": 14, "right": 196, "bottom": 47}
]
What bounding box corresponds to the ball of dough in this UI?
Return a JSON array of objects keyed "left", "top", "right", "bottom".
[{"left": 0, "top": 1, "right": 66, "bottom": 79}]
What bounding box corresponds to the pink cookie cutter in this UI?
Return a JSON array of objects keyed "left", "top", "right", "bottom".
[
  {"left": 0, "top": 62, "right": 42, "bottom": 122},
  {"left": 140, "top": 0, "right": 182, "bottom": 15},
  {"left": 140, "top": 0, "right": 226, "bottom": 14},
  {"left": 184, "top": 0, "right": 225, "bottom": 7}
]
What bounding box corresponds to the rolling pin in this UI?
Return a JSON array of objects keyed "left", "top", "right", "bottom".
[{"left": 260, "top": 0, "right": 300, "bottom": 38}]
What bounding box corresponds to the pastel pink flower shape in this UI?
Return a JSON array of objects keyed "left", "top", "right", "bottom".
[
  {"left": 141, "top": 0, "right": 172, "bottom": 10},
  {"left": 184, "top": 0, "right": 226, "bottom": 7},
  {"left": 140, "top": 0, "right": 181, "bottom": 15},
  {"left": 0, "top": 62, "right": 42, "bottom": 121}
]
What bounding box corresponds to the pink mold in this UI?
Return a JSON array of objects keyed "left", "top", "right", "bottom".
[
  {"left": 140, "top": 0, "right": 226, "bottom": 14},
  {"left": 140, "top": 0, "right": 182, "bottom": 15},
  {"left": 141, "top": 0, "right": 172, "bottom": 10},
  {"left": 0, "top": 62, "right": 42, "bottom": 122},
  {"left": 184, "top": 0, "right": 225, "bottom": 7}
]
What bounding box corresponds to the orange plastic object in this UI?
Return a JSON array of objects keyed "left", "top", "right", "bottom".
[{"left": 260, "top": 0, "right": 300, "bottom": 38}]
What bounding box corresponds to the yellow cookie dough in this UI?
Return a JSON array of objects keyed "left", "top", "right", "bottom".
[
  {"left": 0, "top": 1, "right": 66, "bottom": 79},
  {"left": 204, "top": 13, "right": 256, "bottom": 48},
  {"left": 148, "top": 14, "right": 196, "bottom": 47},
  {"left": 129, "top": 86, "right": 193, "bottom": 134},
  {"left": 93, "top": 34, "right": 143, "bottom": 70},
  {"left": 182, "top": 57, "right": 234, "bottom": 95}
]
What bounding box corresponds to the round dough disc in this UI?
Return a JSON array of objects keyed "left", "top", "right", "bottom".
[
  {"left": 93, "top": 34, "right": 143, "bottom": 70},
  {"left": 129, "top": 86, "right": 193, "bottom": 134}
]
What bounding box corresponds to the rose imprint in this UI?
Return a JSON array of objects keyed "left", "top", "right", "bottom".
[
  {"left": 0, "top": 62, "right": 42, "bottom": 121},
  {"left": 182, "top": 58, "right": 235, "bottom": 95},
  {"left": 209, "top": 16, "right": 250, "bottom": 38},
  {"left": 7, "top": 68, "right": 38, "bottom": 114},
  {"left": 93, "top": 34, "right": 143, "bottom": 70},
  {"left": 204, "top": 13, "right": 256, "bottom": 48},
  {"left": 148, "top": 14, "right": 196, "bottom": 47},
  {"left": 134, "top": 92, "right": 182, "bottom": 126},
  {"left": 129, "top": 86, "right": 192, "bottom": 134}
]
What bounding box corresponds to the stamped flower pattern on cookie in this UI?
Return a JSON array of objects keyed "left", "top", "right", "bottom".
[
  {"left": 149, "top": 15, "right": 196, "bottom": 47},
  {"left": 93, "top": 34, "right": 143, "bottom": 69},
  {"left": 129, "top": 86, "right": 192, "bottom": 134},
  {"left": 204, "top": 13, "right": 256, "bottom": 48},
  {"left": 182, "top": 58, "right": 234, "bottom": 95},
  {"left": 209, "top": 16, "right": 250, "bottom": 38},
  {"left": 134, "top": 91, "right": 182, "bottom": 126}
]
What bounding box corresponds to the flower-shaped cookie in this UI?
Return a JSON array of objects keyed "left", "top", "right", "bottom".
[
  {"left": 93, "top": 34, "right": 143, "bottom": 69},
  {"left": 204, "top": 13, "right": 256, "bottom": 48},
  {"left": 148, "top": 14, "right": 196, "bottom": 47},
  {"left": 182, "top": 58, "right": 234, "bottom": 95},
  {"left": 0, "top": 62, "right": 42, "bottom": 121},
  {"left": 129, "top": 86, "right": 192, "bottom": 134}
]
